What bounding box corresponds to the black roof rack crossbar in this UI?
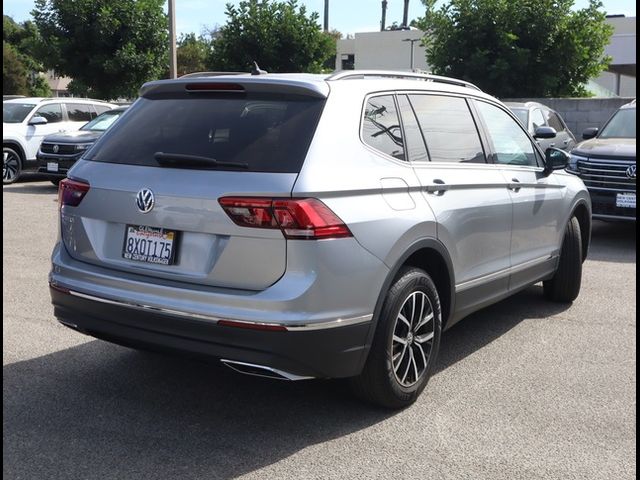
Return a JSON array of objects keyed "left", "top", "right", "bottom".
[{"left": 326, "top": 70, "right": 481, "bottom": 91}]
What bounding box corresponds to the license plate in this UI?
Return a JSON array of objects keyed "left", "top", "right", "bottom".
[
  {"left": 47, "top": 162, "right": 59, "bottom": 172},
  {"left": 122, "top": 225, "right": 177, "bottom": 265},
  {"left": 616, "top": 193, "right": 636, "bottom": 209}
]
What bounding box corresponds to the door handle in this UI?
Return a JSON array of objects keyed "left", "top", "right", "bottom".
[
  {"left": 508, "top": 178, "right": 521, "bottom": 192},
  {"left": 424, "top": 179, "right": 447, "bottom": 195},
  {"left": 549, "top": 143, "right": 555, "bottom": 147},
  {"left": 563, "top": 139, "right": 570, "bottom": 145}
]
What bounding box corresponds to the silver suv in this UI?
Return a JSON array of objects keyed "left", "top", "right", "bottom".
[{"left": 49, "top": 71, "right": 591, "bottom": 408}]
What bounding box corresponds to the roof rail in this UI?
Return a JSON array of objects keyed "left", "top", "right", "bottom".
[
  {"left": 326, "top": 70, "right": 482, "bottom": 91},
  {"left": 179, "top": 71, "right": 247, "bottom": 78}
]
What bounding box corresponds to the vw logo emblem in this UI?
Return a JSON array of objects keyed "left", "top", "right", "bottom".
[
  {"left": 52, "top": 144, "right": 59, "bottom": 153},
  {"left": 626, "top": 165, "right": 636, "bottom": 179},
  {"left": 136, "top": 188, "right": 155, "bottom": 213}
]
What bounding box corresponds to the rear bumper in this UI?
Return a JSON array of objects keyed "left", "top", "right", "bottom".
[
  {"left": 50, "top": 286, "right": 372, "bottom": 378},
  {"left": 49, "top": 236, "right": 388, "bottom": 378}
]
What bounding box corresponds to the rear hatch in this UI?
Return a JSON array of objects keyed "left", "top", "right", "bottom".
[{"left": 60, "top": 78, "right": 327, "bottom": 290}]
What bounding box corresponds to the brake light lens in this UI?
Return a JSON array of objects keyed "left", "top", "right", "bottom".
[
  {"left": 219, "top": 197, "right": 352, "bottom": 240},
  {"left": 185, "top": 83, "right": 245, "bottom": 92},
  {"left": 58, "top": 178, "right": 90, "bottom": 208}
]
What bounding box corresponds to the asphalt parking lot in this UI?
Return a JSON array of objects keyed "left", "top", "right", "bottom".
[{"left": 3, "top": 179, "right": 636, "bottom": 480}]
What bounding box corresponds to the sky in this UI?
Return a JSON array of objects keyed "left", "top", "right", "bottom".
[{"left": 3, "top": 0, "right": 637, "bottom": 37}]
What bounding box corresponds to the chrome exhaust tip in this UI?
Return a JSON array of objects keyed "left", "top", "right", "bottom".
[{"left": 220, "top": 359, "right": 313, "bottom": 381}]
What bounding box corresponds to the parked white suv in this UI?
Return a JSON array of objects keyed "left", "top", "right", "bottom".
[{"left": 3, "top": 97, "right": 116, "bottom": 184}]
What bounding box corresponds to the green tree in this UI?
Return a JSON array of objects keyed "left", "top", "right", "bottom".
[
  {"left": 3, "top": 42, "right": 30, "bottom": 95},
  {"left": 3, "top": 16, "right": 51, "bottom": 96},
  {"left": 209, "top": 0, "right": 334, "bottom": 73},
  {"left": 177, "top": 33, "right": 211, "bottom": 76},
  {"left": 32, "top": 0, "right": 168, "bottom": 99},
  {"left": 416, "top": 0, "right": 613, "bottom": 97}
]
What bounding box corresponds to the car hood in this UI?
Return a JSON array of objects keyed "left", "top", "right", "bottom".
[
  {"left": 43, "top": 130, "right": 103, "bottom": 144},
  {"left": 573, "top": 138, "right": 636, "bottom": 159}
]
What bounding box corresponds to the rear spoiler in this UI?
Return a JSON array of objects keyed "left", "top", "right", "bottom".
[{"left": 139, "top": 77, "right": 330, "bottom": 99}]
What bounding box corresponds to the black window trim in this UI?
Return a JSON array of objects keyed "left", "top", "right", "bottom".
[{"left": 396, "top": 93, "right": 432, "bottom": 163}]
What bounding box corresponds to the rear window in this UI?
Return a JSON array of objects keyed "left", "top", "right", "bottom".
[{"left": 85, "top": 94, "right": 325, "bottom": 173}]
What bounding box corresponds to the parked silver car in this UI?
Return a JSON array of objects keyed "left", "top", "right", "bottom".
[
  {"left": 505, "top": 101, "right": 577, "bottom": 153},
  {"left": 49, "top": 70, "right": 591, "bottom": 408}
]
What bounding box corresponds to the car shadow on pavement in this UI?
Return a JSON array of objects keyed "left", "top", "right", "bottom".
[
  {"left": 435, "top": 285, "right": 570, "bottom": 374},
  {"left": 3, "top": 179, "right": 58, "bottom": 195},
  {"left": 4, "top": 285, "right": 570, "bottom": 479},
  {"left": 3, "top": 338, "right": 392, "bottom": 479},
  {"left": 587, "top": 220, "right": 636, "bottom": 264}
]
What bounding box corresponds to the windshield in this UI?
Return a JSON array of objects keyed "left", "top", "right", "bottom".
[
  {"left": 3, "top": 103, "right": 36, "bottom": 123},
  {"left": 600, "top": 108, "right": 636, "bottom": 139},
  {"left": 81, "top": 109, "right": 125, "bottom": 132},
  {"left": 510, "top": 108, "right": 529, "bottom": 127},
  {"left": 85, "top": 94, "right": 325, "bottom": 173}
]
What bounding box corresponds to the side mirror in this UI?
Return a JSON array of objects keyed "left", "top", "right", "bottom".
[
  {"left": 544, "top": 147, "right": 570, "bottom": 175},
  {"left": 582, "top": 127, "right": 598, "bottom": 140},
  {"left": 534, "top": 126, "right": 557, "bottom": 139},
  {"left": 28, "top": 116, "right": 48, "bottom": 126}
]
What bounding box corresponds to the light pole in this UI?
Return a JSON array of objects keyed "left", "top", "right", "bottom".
[{"left": 402, "top": 38, "right": 420, "bottom": 71}]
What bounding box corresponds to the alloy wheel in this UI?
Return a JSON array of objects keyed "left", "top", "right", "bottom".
[
  {"left": 391, "top": 291, "right": 435, "bottom": 388},
  {"left": 3, "top": 151, "right": 20, "bottom": 184}
]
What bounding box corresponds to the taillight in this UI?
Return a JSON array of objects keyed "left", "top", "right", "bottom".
[
  {"left": 219, "top": 197, "right": 352, "bottom": 240},
  {"left": 58, "top": 178, "right": 90, "bottom": 208}
]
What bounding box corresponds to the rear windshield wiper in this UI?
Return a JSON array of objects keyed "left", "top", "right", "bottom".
[{"left": 153, "top": 152, "right": 248, "bottom": 169}]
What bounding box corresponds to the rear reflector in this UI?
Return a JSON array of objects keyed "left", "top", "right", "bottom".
[
  {"left": 219, "top": 197, "right": 352, "bottom": 240},
  {"left": 49, "top": 282, "right": 70, "bottom": 294},
  {"left": 58, "top": 178, "right": 90, "bottom": 208},
  {"left": 217, "top": 319, "right": 288, "bottom": 332}
]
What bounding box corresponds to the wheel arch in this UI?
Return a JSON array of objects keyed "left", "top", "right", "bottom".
[
  {"left": 3, "top": 141, "right": 26, "bottom": 165},
  {"left": 570, "top": 199, "right": 591, "bottom": 262},
  {"left": 359, "top": 238, "right": 455, "bottom": 371}
]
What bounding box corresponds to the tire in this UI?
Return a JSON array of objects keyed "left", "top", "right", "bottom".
[
  {"left": 351, "top": 267, "right": 442, "bottom": 409},
  {"left": 51, "top": 178, "right": 62, "bottom": 187},
  {"left": 543, "top": 216, "right": 582, "bottom": 303},
  {"left": 3, "top": 147, "right": 22, "bottom": 185}
]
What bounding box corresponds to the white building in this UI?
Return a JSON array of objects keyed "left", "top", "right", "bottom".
[
  {"left": 336, "top": 28, "right": 427, "bottom": 72},
  {"left": 591, "top": 15, "right": 636, "bottom": 97},
  {"left": 335, "top": 16, "right": 636, "bottom": 98}
]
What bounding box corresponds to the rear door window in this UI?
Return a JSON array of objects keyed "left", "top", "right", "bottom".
[
  {"left": 362, "top": 95, "right": 405, "bottom": 161},
  {"left": 408, "top": 94, "right": 486, "bottom": 163},
  {"left": 66, "top": 103, "right": 95, "bottom": 122},
  {"left": 85, "top": 95, "right": 326, "bottom": 173}
]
